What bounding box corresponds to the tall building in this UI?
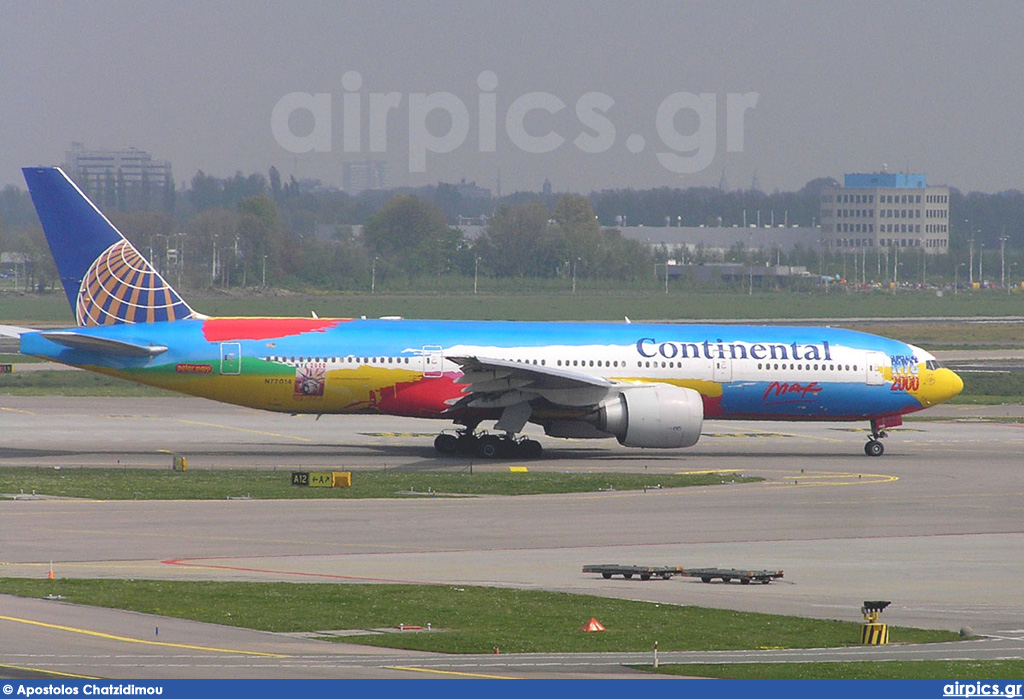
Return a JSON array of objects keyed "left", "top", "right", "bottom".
[
  {"left": 342, "top": 159, "right": 389, "bottom": 194},
  {"left": 819, "top": 173, "right": 949, "bottom": 255},
  {"left": 64, "top": 142, "right": 173, "bottom": 211}
]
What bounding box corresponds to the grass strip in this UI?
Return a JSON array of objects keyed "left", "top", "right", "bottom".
[
  {"left": 0, "top": 579, "right": 960, "bottom": 654},
  {"left": 0, "top": 467, "right": 757, "bottom": 500},
  {"left": 0, "top": 370, "right": 177, "bottom": 397},
  {"left": 645, "top": 660, "right": 1024, "bottom": 679},
  {"left": 7, "top": 289, "right": 1024, "bottom": 323}
]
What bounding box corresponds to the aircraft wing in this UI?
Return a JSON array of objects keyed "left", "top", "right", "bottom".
[{"left": 445, "top": 355, "right": 619, "bottom": 420}]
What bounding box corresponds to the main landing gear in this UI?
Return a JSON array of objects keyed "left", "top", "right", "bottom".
[
  {"left": 864, "top": 418, "right": 888, "bottom": 457},
  {"left": 433, "top": 430, "right": 543, "bottom": 459}
]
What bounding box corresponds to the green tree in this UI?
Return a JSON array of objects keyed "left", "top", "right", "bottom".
[
  {"left": 237, "top": 195, "right": 281, "bottom": 286},
  {"left": 551, "top": 194, "right": 602, "bottom": 275},
  {"left": 363, "top": 195, "right": 464, "bottom": 276},
  {"left": 479, "top": 201, "right": 553, "bottom": 277}
]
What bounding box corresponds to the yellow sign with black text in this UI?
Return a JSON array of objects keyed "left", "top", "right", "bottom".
[{"left": 309, "top": 472, "right": 334, "bottom": 487}]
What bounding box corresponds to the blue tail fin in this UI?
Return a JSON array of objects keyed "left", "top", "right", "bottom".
[{"left": 22, "top": 167, "right": 196, "bottom": 326}]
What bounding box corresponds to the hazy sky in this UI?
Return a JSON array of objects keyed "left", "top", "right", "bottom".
[{"left": 3, "top": 1, "right": 1023, "bottom": 195}]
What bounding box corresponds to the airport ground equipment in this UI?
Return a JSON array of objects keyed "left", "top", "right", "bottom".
[
  {"left": 583, "top": 564, "right": 783, "bottom": 584},
  {"left": 861, "top": 600, "right": 891, "bottom": 644}
]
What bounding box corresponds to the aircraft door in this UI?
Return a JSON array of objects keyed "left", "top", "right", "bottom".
[
  {"left": 865, "top": 351, "right": 886, "bottom": 385},
  {"left": 423, "top": 345, "right": 443, "bottom": 378},
  {"left": 713, "top": 357, "right": 732, "bottom": 383},
  {"left": 220, "top": 343, "right": 241, "bottom": 375}
]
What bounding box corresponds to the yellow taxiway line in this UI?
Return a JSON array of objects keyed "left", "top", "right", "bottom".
[
  {"left": 388, "top": 665, "right": 517, "bottom": 679},
  {"left": 0, "top": 615, "right": 287, "bottom": 657},
  {"left": 177, "top": 419, "right": 312, "bottom": 442},
  {"left": 0, "top": 662, "right": 98, "bottom": 679}
]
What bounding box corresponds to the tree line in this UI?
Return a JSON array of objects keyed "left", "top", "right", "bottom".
[{"left": 2, "top": 168, "right": 1024, "bottom": 293}]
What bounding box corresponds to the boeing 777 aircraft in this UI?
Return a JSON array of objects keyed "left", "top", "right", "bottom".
[{"left": 2, "top": 167, "right": 964, "bottom": 458}]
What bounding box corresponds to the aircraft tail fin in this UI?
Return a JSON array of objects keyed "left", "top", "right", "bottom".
[{"left": 22, "top": 167, "right": 196, "bottom": 326}]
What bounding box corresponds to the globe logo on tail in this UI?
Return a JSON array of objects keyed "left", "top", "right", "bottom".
[{"left": 77, "top": 240, "right": 194, "bottom": 325}]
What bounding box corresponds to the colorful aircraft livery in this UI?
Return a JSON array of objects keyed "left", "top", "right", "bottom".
[{"left": 12, "top": 167, "right": 964, "bottom": 458}]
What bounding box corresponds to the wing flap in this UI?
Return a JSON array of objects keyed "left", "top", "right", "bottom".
[{"left": 445, "top": 355, "right": 617, "bottom": 414}]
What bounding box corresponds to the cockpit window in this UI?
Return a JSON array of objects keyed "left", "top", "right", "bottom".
[{"left": 925, "top": 360, "right": 943, "bottom": 371}]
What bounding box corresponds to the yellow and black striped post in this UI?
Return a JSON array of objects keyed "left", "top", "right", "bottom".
[
  {"left": 861, "top": 622, "right": 889, "bottom": 645},
  {"left": 860, "top": 600, "right": 891, "bottom": 645}
]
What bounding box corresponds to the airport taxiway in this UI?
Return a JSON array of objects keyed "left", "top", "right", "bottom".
[{"left": 2, "top": 396, "right": 1023, "bottom": 677}]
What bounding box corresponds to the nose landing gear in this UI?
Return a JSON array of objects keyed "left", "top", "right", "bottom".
[{"left": 864, "top": 418, "right": 889, "bottom": 457}]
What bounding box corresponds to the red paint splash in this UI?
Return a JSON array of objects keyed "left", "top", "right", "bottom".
[
  {"left": 201, "top": 317, "right": 349, "bottom": 342},
  {"left": 375, "top": 373, "right": 464, "bottom": 417},
  {"left": 702, "top": 394, "right": 724, "bottom": 418}
]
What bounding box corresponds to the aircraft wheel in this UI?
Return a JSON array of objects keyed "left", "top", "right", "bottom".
[
  {"left": 865, "top": 440, "right": 884, "bottom": 457},
  {"left": 434, "top": 433, "right": 458, "bottom": 454},
  {"left": 518, "top": 439, "right": 543, "bottom": 459},
  {"left": 476, "top": 435, "right": 503, "bottom": 458}
]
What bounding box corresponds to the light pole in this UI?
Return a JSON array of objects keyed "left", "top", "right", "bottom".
[
  {"left": 572, "top": 257, "right": 580, "bottom": 295},
  {"left": 968, "top": 230, "right": 974, "bottom": 287},
  {"left": 979, "top": 242, "right": 985, "bottom": 288},
  {"left": 955, "top": 262, "right": 965, "bottom": 295},
  {"left": 371, "top": 256, "right": 378, "bottom": 294},
  {"left": 262, "top": 255, "right": 267, "bottom": 287},
  {"left": 474, "top": 255, "right": 479, "bottom": 295},
  {"left": 1000, "top": 232, "right": 1008, "bottom": 291},
  {"left": 892, "top": 245, "right": 899, "bottom": 294}
]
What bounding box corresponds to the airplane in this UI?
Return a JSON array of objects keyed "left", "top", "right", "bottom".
[{"left": 1, "top": 167, "right": 964, "bottom": 458}]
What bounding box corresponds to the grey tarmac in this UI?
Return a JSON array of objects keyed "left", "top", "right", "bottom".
[{"left": 2, "top": 396, "right": 1023, "bottom": 678}]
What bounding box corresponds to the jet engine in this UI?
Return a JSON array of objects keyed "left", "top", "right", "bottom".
[{"left": 595, "top": 384, "right": 704, "bottom": 448}]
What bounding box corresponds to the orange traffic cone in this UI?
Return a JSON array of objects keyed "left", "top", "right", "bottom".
[
  {"left": 580, "top": 617, "right": 606, "bottom": 632},
  {"left": 48, "top": 561, "right": 54, "bottom": 580}
]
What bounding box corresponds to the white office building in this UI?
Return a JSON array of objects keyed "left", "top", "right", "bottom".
[{"left": 820, "top": 173, "right": 949, "bottom": 255}]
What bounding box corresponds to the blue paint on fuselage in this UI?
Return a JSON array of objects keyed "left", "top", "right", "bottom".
[{"left": 20, "top": 318, "right": 926, "bottom": 421}]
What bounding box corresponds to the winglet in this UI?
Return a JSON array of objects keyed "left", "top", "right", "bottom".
[{"left": 22, "top": 167, "right": 196, "bottom": 326}]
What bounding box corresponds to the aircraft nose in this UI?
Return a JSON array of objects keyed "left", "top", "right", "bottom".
[
  {"left": 916, "top": 367, "right": 963, "bottom": 407},
  {"left": 947, "top": 368, "right": 964, "bottom": 399}
]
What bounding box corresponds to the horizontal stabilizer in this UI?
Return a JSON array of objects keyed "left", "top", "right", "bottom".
[
  {"left": 0, "top": 324, "right": 36, "bottom": 339},
  {"left": 40, "top": 331, "right": 168, "bottom": 358}
]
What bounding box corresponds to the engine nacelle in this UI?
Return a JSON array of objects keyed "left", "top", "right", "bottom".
[{"left": 597, "top": 384, "right": 704, "bottom": 449}]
